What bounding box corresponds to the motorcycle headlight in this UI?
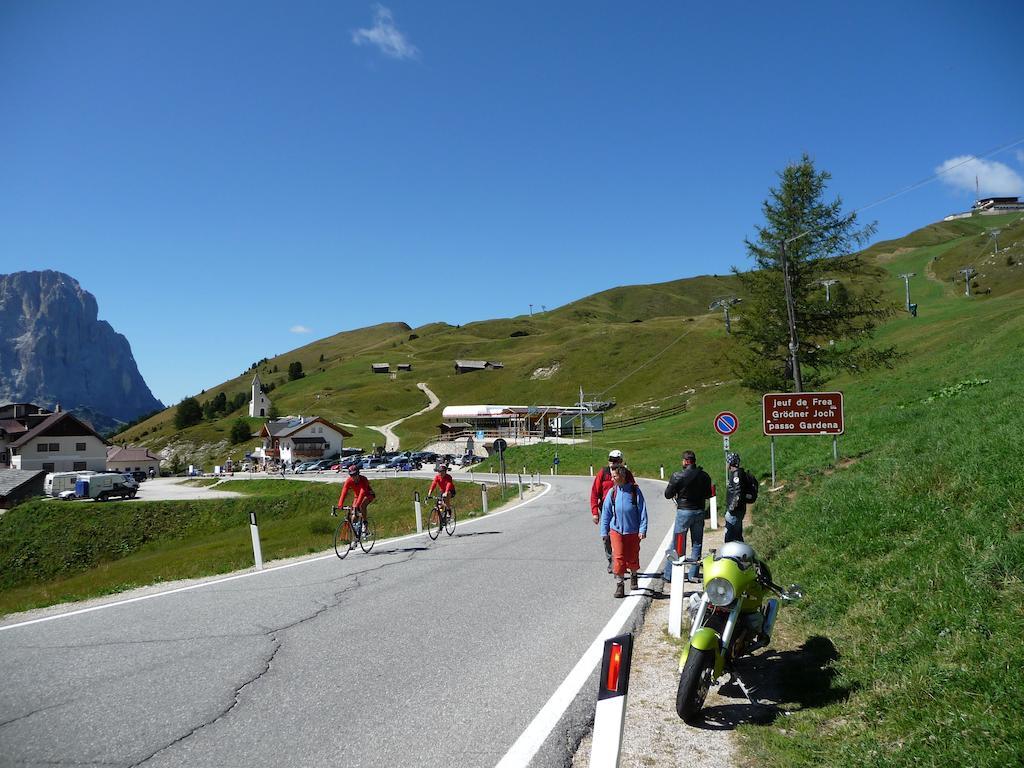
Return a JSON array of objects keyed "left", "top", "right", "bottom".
[{"left": 706, "top": 577, "right": 735, "bottom": 607}]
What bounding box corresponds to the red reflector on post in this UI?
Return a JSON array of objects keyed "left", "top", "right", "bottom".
[
  {"left": 606, "top": 643, "right": 622, "bottom": 691},
  {"left": 676, "top": 533, "right": 684, "bottom": 556}
]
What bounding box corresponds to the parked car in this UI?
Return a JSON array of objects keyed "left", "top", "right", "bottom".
[
  {"left": 75, "top": 473, "right": 137, "bottom": 501},
  {"left": 311, "top": 458, "right": 336, "bottom": 471},
  {"left": 294, "top": 461, "right": 318, "bottom": 473},
  {"left": 360, "top": 456, "right": 388, "bottom": 469},
  {"left": 130, "top": 470, "right": 147, "bottom": 483},
  {"left": 457, "top": 453, "right": 481, "bottom": 467},
  {"left": 411, "top": 451, "right": 438, "bottom": 464}
]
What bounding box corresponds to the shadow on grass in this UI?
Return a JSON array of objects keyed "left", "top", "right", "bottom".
[{"left": 691, "top": 635, "right": 855, "bottom": 731}]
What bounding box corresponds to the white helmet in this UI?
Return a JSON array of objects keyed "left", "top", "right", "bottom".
[
  {"left": 608, "top": 449, "right": 623, "bottom": 460},
  {"left": 718, "top": 541, "right": 756, "bottom": 568}
]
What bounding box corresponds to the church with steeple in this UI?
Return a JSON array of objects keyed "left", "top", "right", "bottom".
[{"left": 248, "top": 374, "right": 271, "bottom": 418}]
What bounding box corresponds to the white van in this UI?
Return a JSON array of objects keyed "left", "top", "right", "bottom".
[
  {"left": 45, "top": 471, "right": 96, "bottom": 497},
  {"left": 75, "top": 473, "right": 138, "bottom": 501}
]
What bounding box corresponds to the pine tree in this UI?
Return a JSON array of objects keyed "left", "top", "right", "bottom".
[
  {"left": 173, "top": 397, "right": 203, "bottom": 430},
  {"left": 731, "top": 155, "right": 897, "bottom": 392}
]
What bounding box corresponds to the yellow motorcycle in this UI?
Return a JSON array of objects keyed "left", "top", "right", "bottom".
[{"left": 675, "top": 541, "right": 802, "bottom": 721}]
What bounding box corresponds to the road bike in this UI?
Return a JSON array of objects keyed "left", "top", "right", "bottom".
[
  {"left": 426, "top": 495, "right": 456, "bottom": 540},
  {"left": 332, "top": 505, "right": 376, "bottom": 559}
]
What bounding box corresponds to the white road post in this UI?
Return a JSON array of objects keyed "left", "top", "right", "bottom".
[
  {"left": 590, "top": 633, "right": 634, "bottom": 768},
  {"left": 518, "top": 473, "right": 523, "bottom": 500},
  {"left": 414, "top": 491, "right": 423, "bottom": 534},
  {"left": 659, "top": 464, "right": 665, "bottom": 480},
  {"left": 589, "top": 464, "right": 594, "bottom": 476},
  {"left": 249, "top": 512, "right": 263, "bottom": 570},
  {"left": 709, "top": 484, "right": 719, "bottom": 530},
  {"left": 481, "top": 483, "right": 489, "bottom": 515},
  {"left": 668, "top": 560, "right": 686, "bottom": 637}
]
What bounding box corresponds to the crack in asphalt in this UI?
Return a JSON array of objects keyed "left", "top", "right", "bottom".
[{"left": 0, "top": 701, "right": 71, "bottom": 730}]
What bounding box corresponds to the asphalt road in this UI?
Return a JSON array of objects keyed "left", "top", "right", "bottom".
[{"left": 0, "top": 476, "right": 675, "bottom": 768}]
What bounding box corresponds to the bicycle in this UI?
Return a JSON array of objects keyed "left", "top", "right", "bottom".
[
  {"left": 332, "top": 505, "right": 376, "bottom": 559},
  {"left": 426, "top": 495, "right": 456, "bottom": 540}
]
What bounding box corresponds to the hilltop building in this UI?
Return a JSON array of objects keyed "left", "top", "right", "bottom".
[
  {"left": 371, "top": 363, "right": 390, "bottom": 374},
  {"left": 439, "top": 404, "right": 602, "bottom": 439},
  {"left": 943, "top": 196, "right": 1024, "bottom": 221},
  {"left": 454, "top": 360, "right": 504, "bottom": 375},
  {"left": 251, "top": 415, "right": 352, "bottom": 468},
  {"left": 248, "top": 374, "right": 271, "bottom": 418}
]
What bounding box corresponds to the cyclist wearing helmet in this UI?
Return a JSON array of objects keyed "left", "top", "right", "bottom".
[
  {"left": 590, "top": 449, "right": 635, "bottom": 574},
  {"left": 427, "top": 463, "right": 456, "bottom": 515},
  {"left": 336, "top": 463, "right": 376, "bottom": 531}
]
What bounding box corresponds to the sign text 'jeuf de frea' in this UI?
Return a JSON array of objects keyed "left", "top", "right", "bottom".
[{"left": 762, "top": 392, "right": 844, "bottom": 436}]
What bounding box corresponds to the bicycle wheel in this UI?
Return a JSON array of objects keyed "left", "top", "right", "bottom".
[
  {"left": 427, "top": 506, "right": 441, "bottom": 540},
  {"left": 359, "top": 520, "right": 376, "bottom": 553},
  {"left": 444, "top": 505, "right": 456, "bottom": 536},
  {"left": 334, "top": 518, "right": 354, "bottom": 559}
]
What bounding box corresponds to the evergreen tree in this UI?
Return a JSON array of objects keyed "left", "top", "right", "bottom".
[
  {"left": 288, "top": 361, "right": 304, "bottom": 381},
  {"left": 731, "top": 155, "right": 897, "bottom": 392},
  {"left": 229, "top": 417, "right": 252, "bottom": 445},
  {"left": 173, "top": 397, "right": 203, "bottom": 429}
]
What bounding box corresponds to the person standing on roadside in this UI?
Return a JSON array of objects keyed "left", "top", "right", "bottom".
[
  {"left": 600, "top": 466, "right": 648, "bottom": 598},
  {"left": 590, "top": 449, "right": 636, "bottom": 573},
  {"left": 725, "top": 452, "right": 758, "bottom": 543},
  {"left": 662, "top": 450, "right": 713, "bottom": 583}
]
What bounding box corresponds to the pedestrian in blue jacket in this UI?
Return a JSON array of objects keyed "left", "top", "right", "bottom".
[{"left": 600, "top": 466, "right": 648, "bottom": 598}]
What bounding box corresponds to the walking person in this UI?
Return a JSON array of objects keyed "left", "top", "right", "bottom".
[
  {"left": 600, "top": 466, "right": 648, "bottom": 598},
  {"left": 662, "top": 450, "right": 713, "bottom": 584},
  {"left": 725, "top": 452, "right": 758, "bottom": 543},
  {"left": 590, "top": 449, "right": 636, "bottom": 573}
]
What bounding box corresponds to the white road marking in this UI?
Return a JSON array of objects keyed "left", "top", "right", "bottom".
[
  {"left": 0, "top": 482, "right": 553, "bottom": 633},
  {"left": 495, "top": 479, "right": 674, "bottom": 768}
]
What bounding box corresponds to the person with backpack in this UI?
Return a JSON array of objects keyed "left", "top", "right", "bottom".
[
  {"left": 599, "top": 466, "right": 648, "bottom": 598},
  {"left": 662, "top": 450, "right": 714, "bottom": 584},
  {"left": 590, "top": 449, "right": 636, "bottom": 573},
  {"left": 725, "top": 452, "right": 758, "bottom": 543}
]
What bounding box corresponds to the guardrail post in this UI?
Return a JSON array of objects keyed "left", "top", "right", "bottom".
[
  {"left": 480, "top": 483, "right": 489, "bottom": 514},
  {"left": 589, "top": 464, "right": 594, "bottom": 476},
  {"left": 590, "top": 633, "right": 634, "bottom": 768},
  {"left": 518, "top": 473, "right": 523, "bottom": 499},
  {"left": 249, "top": 512, "right": 263, "bottom": 570},
  {"left": 668, "top": 561, "right": 686, "bottom": 637},
  {"left": 709, "top": 484, "right": 718, "bottom": 530},
  {"left": 660, "top": 464, "right": 665, "bottom": 480},
  {"left": 414, "top": 491, "right": 423, "bottom": 534}
]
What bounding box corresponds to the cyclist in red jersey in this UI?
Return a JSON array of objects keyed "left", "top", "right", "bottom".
[
  {"left": 336, "top": 463, "right": 376, "bottom": 531},
  {"left": 427, "top": 463, "right": 456, "bottom": 515}
]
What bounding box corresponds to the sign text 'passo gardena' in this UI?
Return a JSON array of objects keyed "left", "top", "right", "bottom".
[{"left": 762, "top": 392, "right": 844, "bottom": 436}]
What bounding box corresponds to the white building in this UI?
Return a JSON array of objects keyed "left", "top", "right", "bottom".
[
  {"left": 248, "top": 374, "right": 272, "bottom": 418},
  {"left": 4, "top": 409, "right": 109, "bottom": 473},
  {"left": 252, "top": 415, "right": 352, "bottom": 467},
  {"left": 107, "top": 445, "right": 162, "bottom": 476}
]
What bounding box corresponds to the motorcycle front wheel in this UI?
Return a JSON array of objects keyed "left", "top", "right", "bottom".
[{"left": 676, "top": 647, "right": 715, "bottom": 722}]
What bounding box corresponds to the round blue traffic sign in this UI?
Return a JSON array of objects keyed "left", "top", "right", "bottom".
[{"left": 714, "top": 411, "right": 738, "bottom": 436}]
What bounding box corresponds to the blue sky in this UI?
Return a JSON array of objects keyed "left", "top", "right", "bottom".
[{"left": 3, "top": 1, "right": 1023, "bottom": 406}]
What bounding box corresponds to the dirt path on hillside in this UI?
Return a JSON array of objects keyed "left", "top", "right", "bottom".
[{"left": 368, "top": 382, "right": 439, "bottom": 450}]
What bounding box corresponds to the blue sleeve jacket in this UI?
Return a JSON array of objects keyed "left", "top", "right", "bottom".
[{"left": 600, "top": 484, "right": 648, "bottom": 537}]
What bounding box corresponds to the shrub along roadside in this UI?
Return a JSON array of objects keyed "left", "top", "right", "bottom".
[{"left": 0, "top": 478, "right": 491, "bottom": 616}]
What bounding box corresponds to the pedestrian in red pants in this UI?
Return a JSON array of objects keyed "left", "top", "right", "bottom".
[{"left": 599, "top": 466, "right": 649, "bottom": 598}]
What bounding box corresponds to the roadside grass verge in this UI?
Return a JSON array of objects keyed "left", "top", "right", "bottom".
[
  {"left": 0, "top": 478, "right": 492, "bottom": 616},
  {"left": 734, "top": 300, "right": 1024, "bottom": 766}
]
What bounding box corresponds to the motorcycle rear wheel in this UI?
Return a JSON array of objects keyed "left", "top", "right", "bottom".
[{"left": 676, "top": 648, "right": 715, "bottom": 722}]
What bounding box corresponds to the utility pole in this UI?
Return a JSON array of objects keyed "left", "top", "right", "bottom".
[
  {"left": 780, "top": 238, "right": 803, "bottom": 392},
  {"left": 959, "top": 267, "right": 976, "bottom": 297},
  {"left": 708, "top": 296, "right": 741, "bottom": 333},
  {"left": 897, "top": 273, "right": 915, "bottom": 311},
  {"left": 819, "top": 278, "right": 839, "bottom": 303},
  {"left": 987, "top": 229, "right": 1001, "bottom": 255}
]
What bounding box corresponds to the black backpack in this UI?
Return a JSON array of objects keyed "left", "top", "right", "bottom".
[{"left": 743, "top": 470, "right": 759, "bottom": 503}]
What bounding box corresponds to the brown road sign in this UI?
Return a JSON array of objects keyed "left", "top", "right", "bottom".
[{"left": 762, "top": 392, "right": 844, "bottom": 436}]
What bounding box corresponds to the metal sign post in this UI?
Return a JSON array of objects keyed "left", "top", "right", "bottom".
[{"left": 714, "top": 411, "right": 738, "bottom": 504}]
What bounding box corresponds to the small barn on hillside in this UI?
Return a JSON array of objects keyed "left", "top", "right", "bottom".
[{"left": 454, "top": 360, "right": 504, "bottom": 374}]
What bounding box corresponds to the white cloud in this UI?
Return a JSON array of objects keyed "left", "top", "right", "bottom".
[
  {"left": 352, "top": 4, "right": 418, "bottom": 60},
  {"left": 290, "top": 325, "right": 312, "bottom": 334},
  {"left": 936, "top": 155, "right": 1024, "bottom": 197},
  {"left": 1016, "top": 149, "right": 1024, "bottom": 166}
]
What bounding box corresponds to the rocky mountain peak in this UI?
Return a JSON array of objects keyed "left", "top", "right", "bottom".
[{"left": 0, "top": 270, "right": 163, "bottom": 431}]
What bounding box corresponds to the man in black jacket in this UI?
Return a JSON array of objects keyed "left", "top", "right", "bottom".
[
  {"left": 662, "top": 450, "right": 713, "bottom": 583},
  {"left": 725, "top": 452, "right": 757, "bottom": 543}
]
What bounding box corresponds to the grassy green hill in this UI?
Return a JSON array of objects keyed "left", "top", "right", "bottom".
[{"left": 115, "top": 212, "right": 1024, "bottom": 473}]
